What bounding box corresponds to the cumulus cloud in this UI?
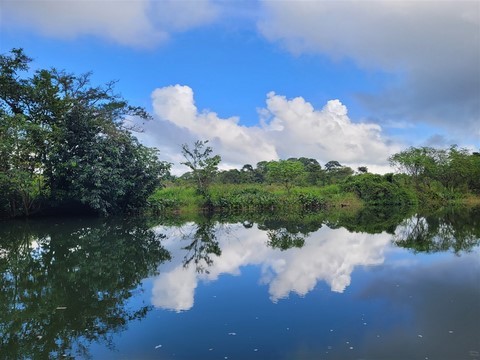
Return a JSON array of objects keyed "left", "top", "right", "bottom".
[
  {"left": 141, "top": 84, "right": 399, "bottom": 174},
  {"left": 150, "top": 223, "right": 392, "bottom": 311},
  {"left": 258, "top": 0, "right": 480, "bottom": 141},
  {"left": 1, "top": 0, "right": 218, "bottom": 47}
]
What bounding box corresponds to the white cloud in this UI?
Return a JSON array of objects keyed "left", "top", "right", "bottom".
[
  {"left": 151, "top": 265, "right": 197, "bottom": 312},
  {"left": 141, "top": 85, "right": 399, "bottom": 174},
  {"left": 258, "top": 0, "right": 480, "bottom": 141},
  {"left": 150, "top": 223, "right": 392, "bottom": 311},
  {"left": 1, "top": 0, "right": 218, "bottom": 48}
]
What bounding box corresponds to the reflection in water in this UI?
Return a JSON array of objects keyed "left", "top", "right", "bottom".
[
  {"left": 358, "top": 252, "right": 480, "bottom": 360},
  {"left": 181, "top": 218, "right": 221, "bottom": 273},
  {"left": 266, "top": 228, "right": 306, "bottom": 251},
  {"left": 0, "top": 218, "right": 170, "bottom": 359},
  {"left": 394, "top": 207, "right": 480, "bottom": 253},
  {"left": 152, "top": 207, "right": 480, "bottom": 312},
  {"left": 2, "top": 206, "right": 479, "bottom": 359},
  {"left": 151, "top": 222, "right": 392, "bottom": 311}
]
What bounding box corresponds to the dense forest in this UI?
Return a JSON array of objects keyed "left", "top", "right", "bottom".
[{"left": 1, "top": 49, "right": 479, "bottom": 218}]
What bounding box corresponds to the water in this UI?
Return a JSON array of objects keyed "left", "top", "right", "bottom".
[{"left": 1, "top": 207, "right": 479, "bottom": 359}]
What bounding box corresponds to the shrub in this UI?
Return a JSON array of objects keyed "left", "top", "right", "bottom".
[{"left": 341, "top": 174, "right": 416, "bottom": 206}]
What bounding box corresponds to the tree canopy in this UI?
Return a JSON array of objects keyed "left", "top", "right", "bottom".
[
  {"left": 181, "top": 140, "right": 221, "bottom": 196},
  {"left": 0, "top": 48, "right": 170, "bottom": 217}
]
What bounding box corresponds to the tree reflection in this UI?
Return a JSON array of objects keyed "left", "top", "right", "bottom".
[
  {"left": 182, "top": 217, "right": 221, "bottom": 273},
  {"left": 266, "top": 228, "right": 306, "bottom": 250},
  {"left": 325, "top": 205, "right": 413, "bottom": 234},
  {"left": 0, "top": 217, "right": 170, "bottom": 359},
  {"left": 394, "top": 207, "right": 480, "bottom": 253}
]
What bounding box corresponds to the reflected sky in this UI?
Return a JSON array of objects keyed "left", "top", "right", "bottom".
[
  {"left": 119, "top": 218, "right": 479, "bottom": 360},
  {"left": 151, "top": 223, "right": 394, "bottom": 311},
  {"left": 2, "top": 213, "right": 479, "bottom": 359}
]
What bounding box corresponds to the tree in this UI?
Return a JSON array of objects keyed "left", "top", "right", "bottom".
[
  {"left": 389, "top": 145, "right": 480, "bottom": 195},
  {"left": 388, "top": 147, "right": 439, "bottom": 184},
  {"left": 324, "top": 160, "right": 342, "bottom": 171},
  {"left": 217, "top": 169, "right": 242, "bottom": 184},
  {"left": 266, "top": 159, "right": 305, "bottom": 193},
  {"left": 0, "top": 48, "right": 170, "bottom": 216},
  {"left": 181, "top": 140, "right": 221, "bottom": 196},
  {"left": 322, "top": 160, "right": 354, "bottom": 184},
  {"left": 240, "top": 164, "right": 257, "bottom": 183},
  {"left": 296, "top": 157, "right": 322, "bottom": 185}
]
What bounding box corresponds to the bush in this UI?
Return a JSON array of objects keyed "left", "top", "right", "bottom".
[{"left": 341, "top": 174, "right": 417, "bottom": 206}]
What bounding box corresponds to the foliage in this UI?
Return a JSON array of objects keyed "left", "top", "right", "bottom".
[
  {"left": 322, "top": 161, "right": 354, "bottom": 184},
  {"left": 209, "top": 186, "right": 278, "bottom": 211},
  {"left": 0, "top": 48, "right": 170, "bottom": 217},
  {"left": 181, "top": 140, "right": 221, "bottom": 197},
  {"left": 389, "top": 145, "right": 480, "bottom": 199},
  {"left": 266, "top": 159, "right": 305, "bottom": 193},
  {"left": 341, "top": 173, "right": 417, "bottom": 206}
]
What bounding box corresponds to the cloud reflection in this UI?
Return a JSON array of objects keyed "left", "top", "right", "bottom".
[{"left": 151, "top": 223, "right": 392, "bottom": 311}]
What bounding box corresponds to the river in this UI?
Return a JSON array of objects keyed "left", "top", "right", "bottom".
[{"left": 1, "top": 207, "right": 479, "bottom": 359}]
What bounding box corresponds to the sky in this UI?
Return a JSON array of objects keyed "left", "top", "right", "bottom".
[{"left": 1, "top": 0, "right": 479, "bottom": 174}]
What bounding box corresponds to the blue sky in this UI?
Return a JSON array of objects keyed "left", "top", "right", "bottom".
[{"left": 1, "top": 0, "right": 479, "bottom": 173}]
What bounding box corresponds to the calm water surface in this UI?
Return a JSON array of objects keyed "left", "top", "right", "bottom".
[{"left": 1, "top": 208, "right": 479, "bottom": 359}]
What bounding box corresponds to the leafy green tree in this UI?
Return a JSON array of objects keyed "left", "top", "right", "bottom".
[
  {"left": 323, "top": 160, "right": 354, "bottom": 184},
  {"left": 266, "top": 159, "right": 305, "bottom": 193},
  {"left": 324, "top": 160, "right": 342, "bottom": 171},
  {"left": 389, "top": 145, "right": 480, "bottom": 197},
  {"left": 217, "top": 169, "right": 242, "bottom": 184},
  {"left": 388, "top": 146, "right": 439, "bottom": 185},
  {"left": 240, "top": 164, "right": 259, "bottom": 183},
  {"left": 292, "top": 157, "right": 322, "bottom": 185},
  {"left": 255, "top": 161, "right": 270, "bottom": 183},
  {"left": 0, "top": 114, "right": 44, "bottom": 216},
  {"left": 341, "top": 173, "right": 416, "bottom": 206},
  {"left": 181, "top": 140, "right": 221, "bottom": 196},
  {"left": 0, "top": 48, "right": 170, "bottom": 216}
]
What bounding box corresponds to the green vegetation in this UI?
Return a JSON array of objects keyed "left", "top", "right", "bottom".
[
  {"left": 389, "top": 145, "right": 480, "bottom": 204},
  {"left": 341, "top": 173, "right": 417, "bottom": 206},
  {"left": 181, "top": 140, "right": 221, "bottom": 197},
  {"left": 151, "top": 146, "right": 479, "bottom": 215},
  {"left": 0, "top": 49, "right": 170, "bottom": 217}
]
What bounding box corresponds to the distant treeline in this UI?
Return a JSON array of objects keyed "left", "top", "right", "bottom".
[{"left": 161, "top": 145, "right": 480, "bottom": 211}]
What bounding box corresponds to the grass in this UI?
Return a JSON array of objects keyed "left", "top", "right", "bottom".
[{"left": 148, "top": 183, "right": 363, "bottom": 214}]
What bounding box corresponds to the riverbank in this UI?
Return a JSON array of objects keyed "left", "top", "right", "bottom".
[
  {"left": 148, "top": 183, "right": 480, "bottom": 216},
  {"left": 147, "top": 184, "right": 362, "bottom": 215}
]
